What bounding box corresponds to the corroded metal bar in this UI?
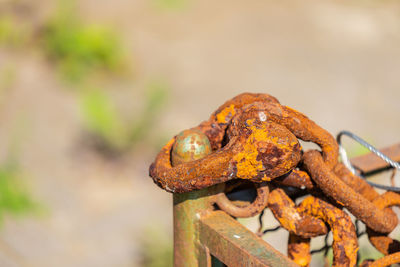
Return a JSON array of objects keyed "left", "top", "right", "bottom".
[
  {"left": 172, "top": 144, "right": 400, "bottom": 267},
  {"left": 215, "top": 182, "right": 269, "bottom": 218},
  {"left": 297, "top": 196, "right": 358, "bottom": 267},
  {"left": 268, "top": 188, "right": 327, "bottom": 238},
  {"left": 351, "top": 143, "right": 400, "bottom": 174},
  {"left": 303, "top": 150, "right": 398, "bottom": 234},
  {"left": 288, "top": 234, "right": 311, "bottom": 267},
  {"left": 173, "top": 188, "right": 216, "bottom": 267},
  {"left": 156, "top": 92, "right": 400, "bottom": 267},
  {"left": 199, "top": 210, "right": 298, "bottom": 267},
  {"left": 361, "top": 252, "right": 400, "bottom": 267}
]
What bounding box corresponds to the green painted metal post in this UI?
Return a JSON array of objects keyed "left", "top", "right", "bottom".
[
  {"left": 171, "top": 129, "right": 216, "bottom": 266},
  {"left": 173, "top": 188, "right": 215, "bottom": 266}
]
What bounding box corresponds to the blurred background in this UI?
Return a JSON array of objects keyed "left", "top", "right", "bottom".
[{"left": 0, "top": 0, "right": 399, "bottom": 266}]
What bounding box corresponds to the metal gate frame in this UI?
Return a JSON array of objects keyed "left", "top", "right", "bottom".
[{"left": 172, "top": 143, "right": 400, "bottom": 266}]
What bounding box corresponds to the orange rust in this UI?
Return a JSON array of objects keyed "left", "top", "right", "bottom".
[
  {"left": 333, "top": 163, "right": 379, "bottom": 201},
  {"left": 332, "top": 165, "right": 400, "bottom": 257},
  {"left": 232, "top": 124, "right": 265, "bottom": 179},
  {"left": 148, "top": 92, "right": 400, "bottom": 266},
  {"left": 215, "top": 182, "right": 269, "bottom": 218},
  {"left": 233, "top": 122, "right": 299, "bottom": 179},
  {"left": 297, "top": 196, "right": 358, "bottom": 267},
  {"left": 288, "top": 234, "right": 311, "bottom": 267},
  {"left": 366, "top": 191, "right": 400, "bottom": 255},
  {"left": 361, "top": 252, "right": 400, "bottom": 267},
  {"left": 268, "top": 104, "right": 338, "bottom": 168},
  {"left": 367, "top": 228, "right": 400, "bottom": 256},
  {"left": 372, "top": 191, "right": 400, "bottom": 210},
  {"left": 274, "top": 169, "right": 314, "bottom": 189},
  {"left": 268, "top": 188, "right": 327, "bottom": 238},
  {"left": 150, "top": 93, "right": 338, "bottom": 193},
  {"left": 303, "top": 150, "right": 398, "bottom": 234},
  {"left": 216, "top": 104, "right": 236, "bottom": 124},
  {"left": 150, "top": 93, "right": 309, "bottom": 193},
  {"left": 261, "top": 174, "right": 271, "bottom": 181}
]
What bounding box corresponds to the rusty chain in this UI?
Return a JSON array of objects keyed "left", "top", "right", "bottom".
[{"left": 149, "top": 93, "right": 400, "bottom": 267}]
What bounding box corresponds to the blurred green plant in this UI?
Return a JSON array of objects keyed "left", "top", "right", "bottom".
[
  {"left": 0, "top": 158, "right": 37, "bottom": 223},
  {"left": 41, "top": 2, "right": 124, "bottom": 82},
  {"left": 81, "top": 88, "right": 126, "bottom": 150},
  {"left": 138, "top": 226, "right": 172, "bottom": 267},
  {"left": 80, "top": 81, "right": 169, "bottom": 154},
  {"left": 0, "top": 118, "right": 39, "bottom": 223},
  {"left": 0, "top": 15, "right": 29, "bottom": 47}
]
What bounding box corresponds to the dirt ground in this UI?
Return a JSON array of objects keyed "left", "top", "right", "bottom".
[{"left": 0, "top": 0, "right": 400, "bottom": 266}]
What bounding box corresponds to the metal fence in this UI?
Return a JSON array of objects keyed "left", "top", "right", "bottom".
[{"left": 172, "top": 143, "right": 400, "bottom": 267}]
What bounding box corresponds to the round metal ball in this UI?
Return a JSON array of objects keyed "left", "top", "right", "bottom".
[{"left": 171, "top": 129, "right": 212, "bottom": 166}]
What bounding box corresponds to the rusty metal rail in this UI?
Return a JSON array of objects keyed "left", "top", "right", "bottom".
[{"left": 173, "top": 143, "right": 400, "bottom": 267}]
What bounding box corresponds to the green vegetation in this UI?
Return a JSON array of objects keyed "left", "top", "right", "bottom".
[
  {"left": 1, "top": 1, "right": 170, "bottom": 155},
  {"left": 80, "top": 88, "right": 126, "bottom": 150},
  {"left": 138, "top": 226, "right": 173, "bottom": 267},
  {"left": 0, "top": 159, "right": 37, "bottom": 222},
  {"left": 0, "top": 119, "right": 39, "bottom": 223},
  {"left": 41, "top": 2, "right": 124, "bottom": 82},
  {"left": 0, "top": 48, "right": 36, "bottom": 222},
  {"left": 80, "top": 81, "right": 168, "bottom": 153},
  {"left": 39, "top": 1, "right": 169, "bottom": 154}
]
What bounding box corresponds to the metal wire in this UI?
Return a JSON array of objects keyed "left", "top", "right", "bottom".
[
  {"left": 256, "top": 210, "right": 265, "bottom": 236},
  {"left": 310, "top": 233, "right": 331, "bottom": 255},
  {"left": 337, "top": 130, "right": 400, "bottom": 192},
  {"left": 256, "top": 210, "right": 282, "bottom": 236},
  {"left": 262, "top": 225, "right": 281, "bottom": 235}
]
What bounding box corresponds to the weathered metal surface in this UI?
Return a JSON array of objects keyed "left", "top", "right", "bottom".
[
  {"left": 366, "top": 191, "right": 400, "bottom": 256},
  {"left": 367, "top": 227, "right": 400, "bottom": 256},
  {"left": 173, "top": 188, "right": 215, "bottom": 267},
  {"left": 149, "top": 93, "right": 400, "bottom": 266},
  {"left": 149, "top": 93, "right": 337, "bottom": 193},
  {"left": 288, "top": 234, "right": 311, "bottom": 267},
  {"left": 361, "top": 252, "right": 400, "bottom": 267},
  {"left": 333, "top": 163, "right": 380, "bottom": 201},
  {"left": 351, "top": 143, "right": 400, "bottom": 174},
  {"left": 303, "top": 150, "right": 398, "bottom": 234},
  {"left": 268, "top": 188, "right": 327, "bottom": 238},
  {"left": 298, "top": 196, "right": 358, "bottom": 267},
  {"left": 215, "top": 182, "right": 269, "bottom": 218},
  {"left": 199, "top": 210, "right": 298, "bottom": 267},
  {"left": 334, "top": 162, "right": 400, "bottom": 266},
  {"left": 171, "top": 129, "right": 212, "bottom": 166},
  {"left": 274, "top": 169, "right": 314, "bottom": 190},
  {"left": 171, "top": 132, "right": 214, "bottom": 267}
]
